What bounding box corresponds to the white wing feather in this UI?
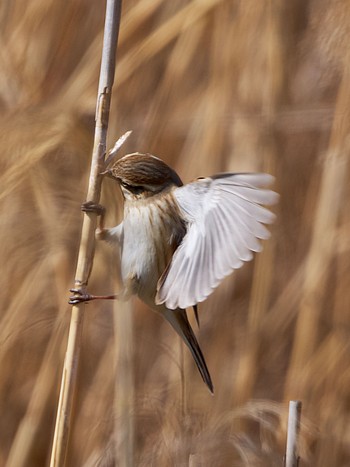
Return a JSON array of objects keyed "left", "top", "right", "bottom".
[{"left": 156, "top": 173, "right": 278, "bottom": 310}]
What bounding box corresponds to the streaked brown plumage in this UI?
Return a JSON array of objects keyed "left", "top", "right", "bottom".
[{"left": 70, "top": 153, "right": 278, "bottom": 392}]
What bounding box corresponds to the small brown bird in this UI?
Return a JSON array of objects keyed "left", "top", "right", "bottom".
[{"left": 70, "top": 153, "right": 278, "bottom": 393}]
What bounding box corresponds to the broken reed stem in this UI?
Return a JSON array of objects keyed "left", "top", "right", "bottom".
[
  {"left": 285, "top": 401, "right": 301, "bottom": 467},
  {"left": 50, "top": 1, "right": 122, "bottom": 466}
]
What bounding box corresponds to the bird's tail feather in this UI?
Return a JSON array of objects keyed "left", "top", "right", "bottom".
[{"left": 163, "top": 308, "right": 213, "bottom": 393}]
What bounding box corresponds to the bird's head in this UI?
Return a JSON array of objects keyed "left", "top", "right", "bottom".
[{"left": 104, "top": 153, "right": 183, "bottom": 201}]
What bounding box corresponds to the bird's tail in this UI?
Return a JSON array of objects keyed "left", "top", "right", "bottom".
[{"left": 163, "top": 308, "right": 213, "bottom": 393}]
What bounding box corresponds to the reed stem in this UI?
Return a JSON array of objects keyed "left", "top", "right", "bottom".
[
  {"left": 285, "top": 400, "right": 302, "bottom": 467},
  {"left": 50, "top": 2, "right": 122, "bottom": 465}
]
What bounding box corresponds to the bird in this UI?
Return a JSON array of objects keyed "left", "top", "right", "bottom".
[{"left": 69, "top": 153, "right": 278, "bottom": 393}]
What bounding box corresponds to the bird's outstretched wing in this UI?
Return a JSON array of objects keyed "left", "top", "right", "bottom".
[{"left": 156, "top": 173, "right": 278, "bottom": 310}]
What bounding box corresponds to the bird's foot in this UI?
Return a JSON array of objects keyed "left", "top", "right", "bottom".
[
  {"left": 81, "top": 201, "right": 106, "bottom": 216},
  {"left": 69, "top": 288, "right": 93, "bottom": 305},
  {"left": 69, "top": 288, "right": 120, "bottom": 305}
]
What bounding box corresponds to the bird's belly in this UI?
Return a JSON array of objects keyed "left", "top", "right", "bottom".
[{"left": 120, "top": 203, "right": 177, "bottom": 303}]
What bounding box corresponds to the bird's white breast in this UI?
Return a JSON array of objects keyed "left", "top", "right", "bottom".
[{"left": 120, "top": 198, "right": 181, "bottom": 304}]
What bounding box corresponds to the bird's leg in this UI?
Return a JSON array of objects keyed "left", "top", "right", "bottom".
[
  {"left": 68, "top": 276, "right": 136, "bottom": 305},
  {"left": 69, "top": 287, "right": 133, "bottom": 305},
  {"left": 69, "top": 288, "right": 120, "bottom": 305},
  {"left": 81, "top": 201, "right": 107, "bottom": 239}
]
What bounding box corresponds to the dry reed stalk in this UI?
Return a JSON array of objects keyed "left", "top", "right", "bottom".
[
  {"left": 305, "top": 336, "right": 348, "bottom": 467},
  {"left": 72, "top": 339, "right": 115, "bottom": 465},
  {"left": 167, "top": 3, "right": 235, "bottom": 404},
  {"left": 262, "top": 262, "right": 304, "bottom": 340},
  {"left": 50, "top": 2, "right": 122, "bottom": 465},
  {"left": 58, "top": 0, "right": 221, "bottom": 114},
  {"left": 198, "top": 3, "right": 233, "bottom": 173},
  {"left": 233, "top": 0, "right": 282, "bottom": 409},
  {"left": 285, "top": 400, "right": 301, "bottom": 467},
  {"left": 6, "top": 174, "right": 71, "bottom": 467},
  {"left": 113, "top": 300, "right": 135, "bottom": 466},
  {"left": 320, "top": 207, "right": 350, "bottom": 465},
  {"left": 115, "top": 0, "right": 222, "bottom": 87},
  {"left": 284, "top": 57, "right": 350, "bottom": 400},
  {"left": 58, "top": 0, "right": 163, "bottom": 112},
  {"left": 300, "top": 333, "right": 349, "bottom": 397},
  {"left": 139, "top": 17, "right": 206, "bottom": 153},
  {"left": 0, "top": 120, "right": 66, "bottom": 203},
  {"left": 176, "top": 2, "right": 236, "bottom": 177},
  {"left": 0, "top": 258, "right": 51, "bottom": 357},
  {"left": 6, "top": 319, "right": 66, "bottom": 467},
  {"left": 333, "top": 203, "right": 350, "bottom": 328},
  {"left": 107, "top": 193, "right": 136, "bottom": 467}
]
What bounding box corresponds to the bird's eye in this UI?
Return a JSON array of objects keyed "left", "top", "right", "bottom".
[{"left": 121, "top": 181, "right": 144, "bottom": 195}]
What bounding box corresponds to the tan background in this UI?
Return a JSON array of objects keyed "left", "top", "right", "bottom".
[{"left": 1, "top": 1, "right": 350, "bottom": 465}]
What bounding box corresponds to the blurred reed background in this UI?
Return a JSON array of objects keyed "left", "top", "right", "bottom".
[{"left": 1, "top": 0, "right": 350, "bottom": 466}]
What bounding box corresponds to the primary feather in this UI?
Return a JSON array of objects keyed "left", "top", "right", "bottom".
[{"left": 156, "top": 173, "right": 278, "bottom": 310}]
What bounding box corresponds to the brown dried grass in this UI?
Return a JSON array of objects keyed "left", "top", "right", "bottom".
[{"left": 1, "top": 0, "right": 350, "bottom": 465}]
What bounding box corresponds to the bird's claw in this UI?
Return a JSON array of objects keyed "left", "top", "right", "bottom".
[
  {"left": 69, "top": 288, "right": 92, "bottom": 305},
  {"left": 81, "top": 201, "right": 105, "bottom": 216}
]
